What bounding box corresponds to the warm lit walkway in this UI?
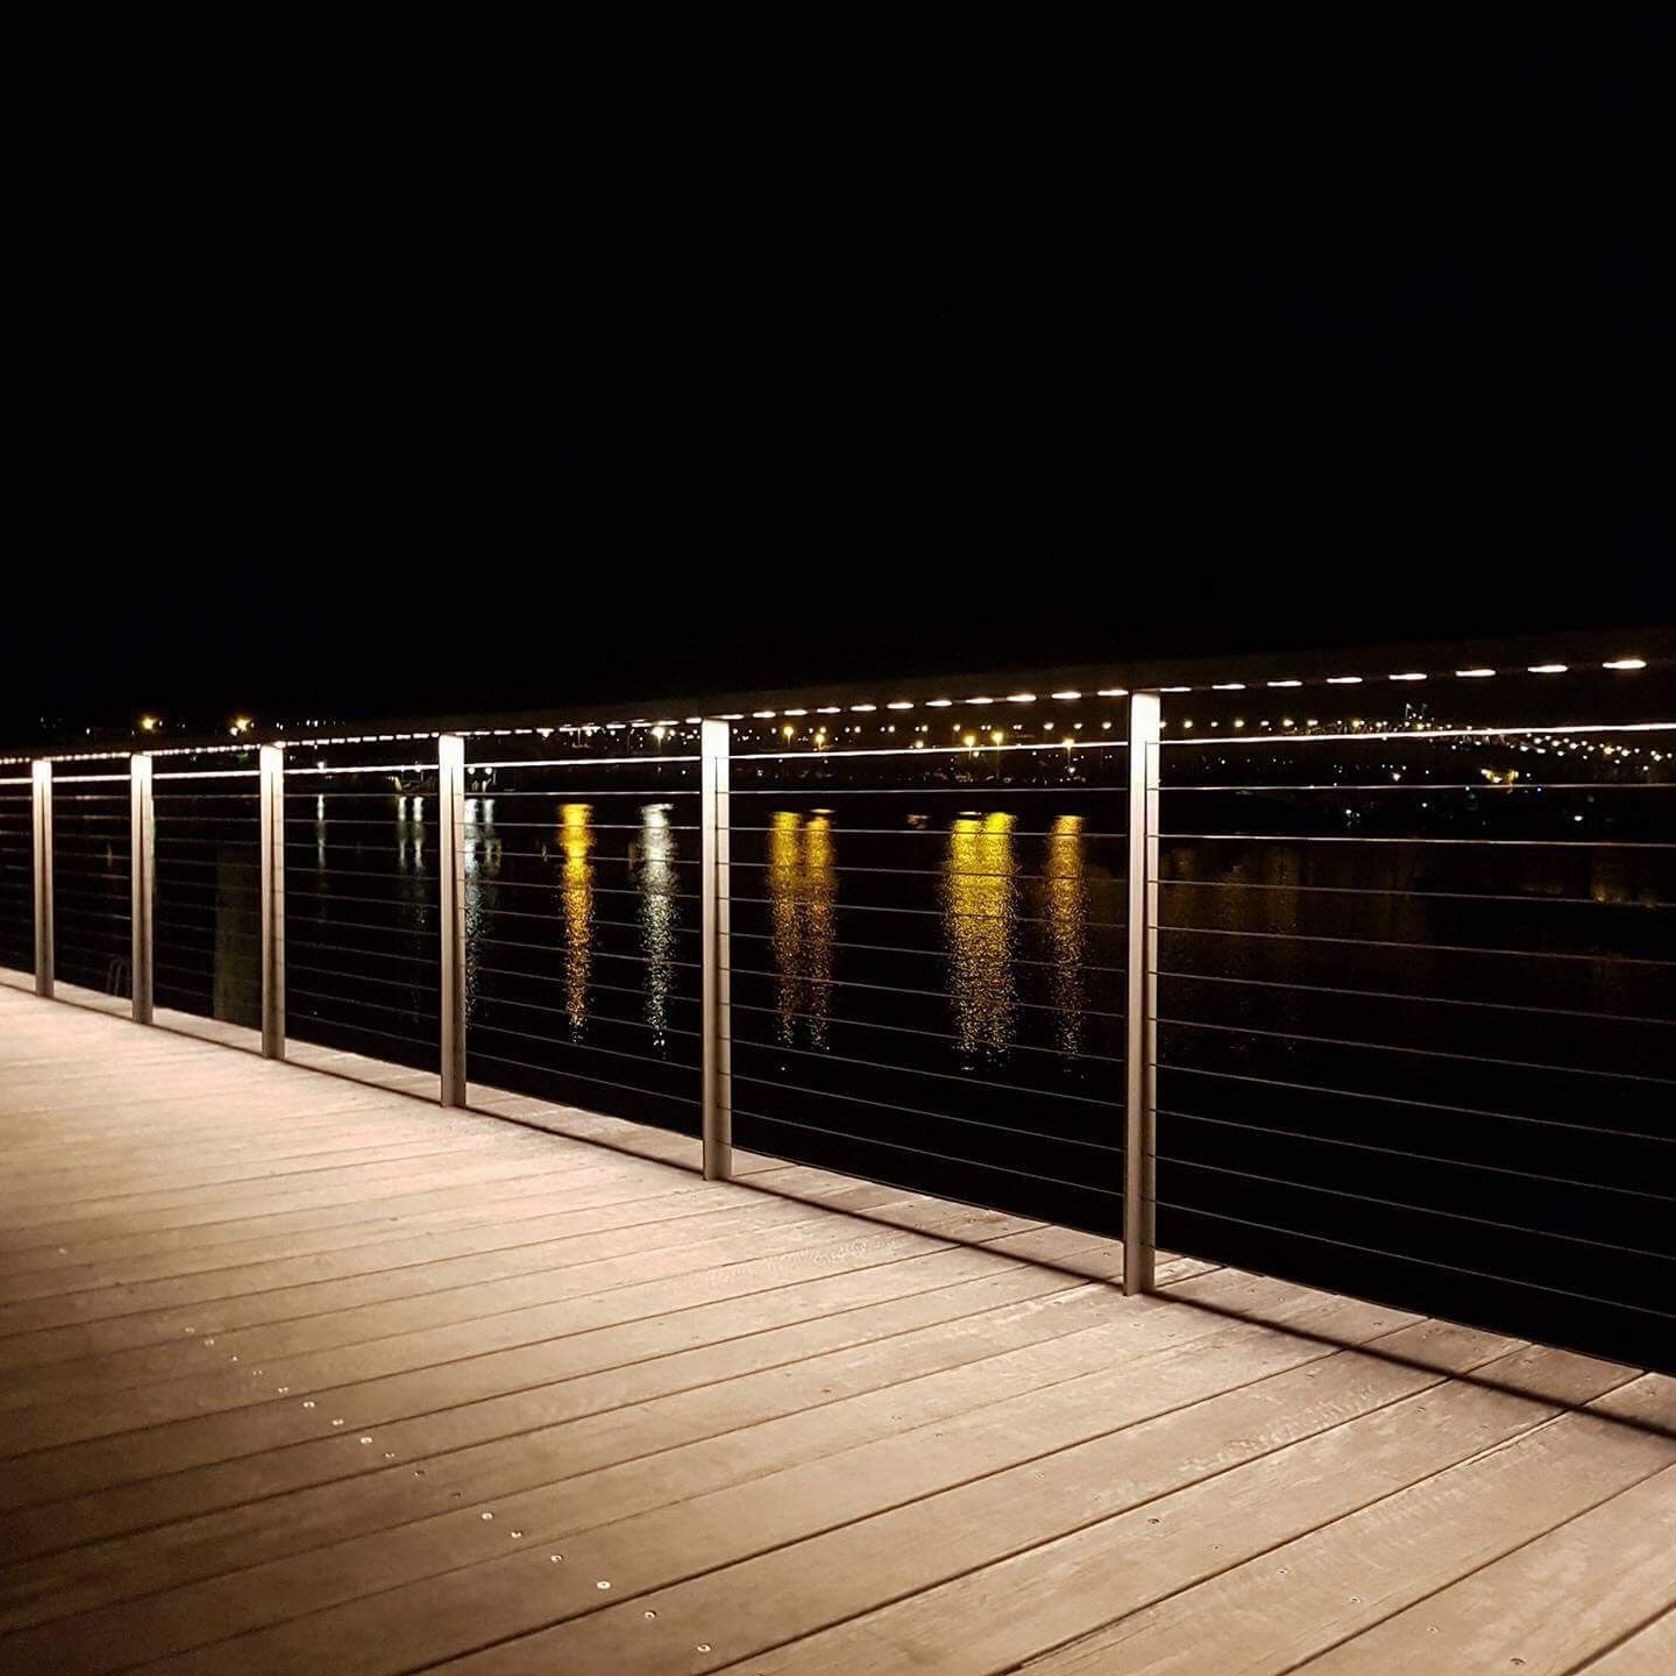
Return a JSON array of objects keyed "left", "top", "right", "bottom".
[{"left": 0, "top": 985, "right": 1671, "bottom": 1676}]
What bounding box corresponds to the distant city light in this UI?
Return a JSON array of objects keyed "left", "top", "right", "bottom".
[
  {"left": 1455, "top": 668, "right": 1496, "bottom": 678},
  {"left": 1528, "top": 664, "right": 1568, "bottom": 674},
  {"left": 1390, "top": 672, "right": 1428, "bottom": 682},
  {"left": 1604, "top": 658, "right": 1647, "bottom": 670}
]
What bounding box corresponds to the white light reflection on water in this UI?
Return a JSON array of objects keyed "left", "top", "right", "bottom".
[
  {"left": 556, "top": 803, "right": 594, "bottom": 1039},
  {"left": 767, "top": 811, "right": 837, "bottom": 1048},
  {"left": 636, "top": 804, "right": 679, "bottom": 1052},
  {"left": 1043, "top": 814, "right": 1087, "bottom": 1058},
  {"left": 463, "top": 797, "right": 500, "bottom": 1022},
  {"left": 944, "top": 812, "right": 1017, "bottom": 1064}
]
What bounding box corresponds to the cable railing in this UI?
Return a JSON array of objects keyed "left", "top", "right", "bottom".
[
  {"left": 1153, "top": 701, "right": 1676, "bottom": 1374},
  {"left": 0, "top": 777, "right": 31, "bottom": 977},
  {"left": 460, "top": 736, "right": 704, "bottom": 1134},
  {"left": 50, "top": 772, "right": 131, "bottom": 1000},
  {"left": 727, "top": 721, "right": 1133, "bottom": 1230},
  {"left": 1, "top": 649, "right": 1671, "bottom": 1376},
  {"left": 283, "top": 749, "right": 441, "bottom": 1077},
  {"left": 152, "top": 761, "right": 262, "bottom": 1030}
]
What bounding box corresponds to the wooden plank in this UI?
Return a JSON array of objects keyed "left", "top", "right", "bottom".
[
  {"left": 0, "top": 1181, "right": 788, "bottom": 1354},
  {"left": 0, "top": 1157, "right": 642, "bottom": 1284},
  {"left": 441, "top": 1319, "right": 1526, "bottom": 1674},
  {"left": 0, "top": 1225, "right": 956, "bottom": 1510},
  {"left": 0, "top": 1219, "right": 951, "bottom": 1458},
  {"left": 0, "top": 1194, "right": 872, "bottom": 1392},
  {"left": 0, "top": 1158, "right": 679, "bottom": 1304},
  {"left": 679, "top": 1361, "right": 1662, "bottom": 1676},
  {"left": 1011, "top": 1376, "right": 1676, "bottom": 1676},
  {"left": 1569, "top": 1609, "right": 1676, "bottom": 1676},
  {"left": 100, "top": 1284, "right": 1422, "bottom": 1674},
  {"left": 0, "top": 1269, "right": 1087, "bottom": 1640},
  {"left": 0, "top": 1246, "right": 1022, "bottom": 1562},
  {"left": 1289, "top": 1463, "right": 1676, "bottom": 1674}
]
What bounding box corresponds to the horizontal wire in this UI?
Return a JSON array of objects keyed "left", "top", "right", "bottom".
[
  {"left": 465, "top": 754, "right": 702, "bottom": 771},
  {"left": 1154, "top": 1197, "right": 1676, "bottom": 1320},
  {"left": 281, "top": 913, "right": 434, "bottom": 944},
  {"left": 469, "top": 1015, "right": 698, "bottom": 1069},
  {"left": 728, "top": 995, "right": 1125, "bottom": 1068},
  {"left": 471, "top": 903, "right": 690, "bottom": 936},
  {"left": 285, "top": 1014, "right": 439, "bottom": 1055},
  {"left": 1163, "top": 721, "right": 1676, "bottom": 747},
  {"left": 730, "top": 1034, "right": 1124, "bottom": 1109},
  {"left": 473, "top": 965, "right": 691, "bottom": 1007},
  {"left": 467, "top": 1046, "right": 698, "bottom": 1109},
  {"left": 730, "top": 1063, "right": 1123, "bottom": 1142},
  {"left": 729, "top": 857, "right": 1131, "bottom": 887},
  {"left": 730, "top": 823, "right": 1130, "bottom": 842},
  {"left": 1158, "top": 1012, "right": 1676, "bottom": 1086},
  {"left": 1158, "top": 876, "right": 1671, "bottom": 912},
  {"left": 731, "top": 1105, "right": 1123, "bottom": 1194},
  {"left": 445, "top": 787, "right": 685, "bottom": 800},
  {"left": 1157, "top": 1150, "right": 1675, "bottom": 1262},
  {"left": 286, "top": 958, "right": 428, "bottom": 993},
  {"left": 1156, "top": 1059, "right": 1676, "bottom": 1144},
  {"left": 730, "top": 783, "right": 1129, "bottom": 798},
  {"left": 723, "top": 923, "right": 1127, "bottom": 978},
  {"left": 288, "top": 985, "right": 437, "bottom": 1022},
  {"left": 1168, "top": 831, "right": 1676, "bottom": 849},
  {"left": 467, "top": 932, "right": 700, "bottom": 973},
  {"left": 285, "top": 887, "right": 437, "bottom": 913},
  {"left": 284, "top": 763, "right": 438, "bottom": 778},
  {"left": 1165, "top": 780, "right": 1670, "bottom": 793},
  {"left": 463, "top": 874, "right": 697, "bottom": 903},
  {"left": 1157, "top": 1108, "right": 1676, "bottom": 1205},
  {"left": 728, "top": 963, "right": 1126, "bottom": 1022},
  {"left": 735, "top": 738, "right": 1135, "bottom": 766},
  {"left": 727, "top": 890, "right": 1126, "bottom": 932},
  {"left": 457, "top": 819, "right": 701, "bottom": 834},
  {"left": 475, "top": 988, "right": 700, "bottom": 1038},
  {"left": 283, "top": 935, "right": 433, "bottom": 968},
  {"left": 1155, "top": 967, "right": 1676, "bottom": 1029},
  {"left": 1158, "top": 921, "right": 1676, "bottom": 970}
]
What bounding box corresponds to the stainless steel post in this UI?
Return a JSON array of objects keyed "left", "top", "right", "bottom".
[
  {"left": 32, "top": 759, "right": 52, "bottom": 998},
  {"left": 439, "top": 734, "right": 467, "bottom": 1106},
  {"left": 1124, "top": 691, "right": 1161, "bottom": 1293},
  {"left": 130, "top": 753, "right": 154, "bottom": 1024},
  {"left": 701, "top": 719, "right": 732, "bottom": 1179},
  {"left": 259, "top": 744, "right": 285, "bottom": 1058}
]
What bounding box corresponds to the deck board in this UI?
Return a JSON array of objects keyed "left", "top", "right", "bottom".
[{"left": 1, "top": 984, "right": 1670, "bottom": 1675}]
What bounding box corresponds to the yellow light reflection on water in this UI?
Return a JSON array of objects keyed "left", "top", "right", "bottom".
[
  {"left": 767, "top": 811, "right": 838, "bottom": 1047},
  {"left": 945, "top": 811, "right": 1016, "bottom": 1062},
  {"left": 1043, "top": 814, "right": 1086, "bottom": 1057},
  {"left": 557, "top": 803, "right": 594, "bottom": 1038}
]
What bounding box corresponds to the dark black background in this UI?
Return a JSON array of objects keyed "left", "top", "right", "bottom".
[{"left": 5, "top": 19, "right": 1670, "bottom": 740}]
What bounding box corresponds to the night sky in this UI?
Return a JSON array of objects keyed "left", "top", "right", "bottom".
[{"left": 5, "top": 23, "right": 1669, "bottom": 745}]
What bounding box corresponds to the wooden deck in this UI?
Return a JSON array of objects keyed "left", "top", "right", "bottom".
[{"left": 0, "top": 983, "right": 1671, "bottom": 1676}]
